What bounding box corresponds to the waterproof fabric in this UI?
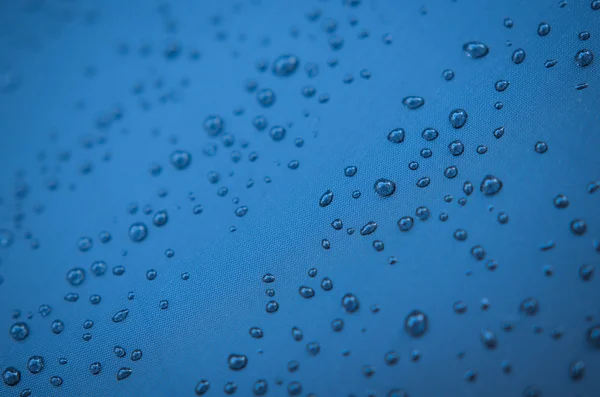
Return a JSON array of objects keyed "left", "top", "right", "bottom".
[{"left": 1, "top": 1, "right": 599, "bottom": 396}]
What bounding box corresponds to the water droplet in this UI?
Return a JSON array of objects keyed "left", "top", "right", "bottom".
[
  {"left": 112, "top": 309, "right": 129, "bottom": 323},
  {"left": 374, "top": 179, "right": 396, "bottom": 197},
  {"left": 570, "top": 219, "right": 587, "bottom": 235},
  {"left": 131, "top": 349, "right": 142, "bottom": 361},
  {"left": 442, "top": 69, "right": 455, "bottom": 81},
  {"left": 402, "top": 96, "right": 424, "bottom": 110},
  {"left": 269, "top": 125, "right": 286, "bottom": 141},
  {"left": 579, "top": 265, "right": 594, "bottom": 281},
  {"left": 299, "top": 286, "right": 315, "bottom": 298},
  {"left": 319, "top": 190, "right": 334, "bottom": 207},
  {"left": 266, "top": 301, "right": 279, "bottom": 313},
  {"left": 538, "top": 22, "right": 551, "bottom": 36},
  {"left": 569, "top": 360, "right": 585, "bottom": 380},
  {"left": 257, "top": 88, "right": 276, "bottom": 107},
  {"left": 344, "top": 166, "right": 357, "bottom": 177},
  {"left": 534, "top": 141, "right": 548, "bottom": 153},
  {"left": 444, "top": 166, "right": 458, "bottom": 179},
  {"left": 360, "top": 221, "right": 377, "bottom": 235},
  {"left": 10, "top": 322, "right": 29, "bottom": 341},
  {"left": 306, "top": 342, "right": 320, "bottom": 356},
  {"left": 405, "top": 310, "right": 428, "bottom": 338},
  {"left": 575, "top": 49, "right": 594, "bottom": 67},
  {"left": 454, "top": 229, "right": 468, "bottom": 241},
  {"left": 292, "top": 327, "right": 303, "bottom": 341},
  {"left": 397, "top": 216, "right": 414, "bottom": 232},
  {"left": 342, "top": 293, "right": 359, "bottom": 313},
  {"left": 26, "top": 356, "right": 44, "bottom": 374},
  {"left": 50, "top": 319, "right": 64, "bottom": 334},
  {"left": 272, "top": 54, "right": 299, "bottom": 77},
  {"left": 128, "top": 222, "right": 148, "bottom": 242},
  {"left": 203, "top": 115, "right": 224, "bottom": 136},
  {"left": 66, "top": 268, "right": 86, "bottom": 286},
  {"left": 480, "top": 175, "right": 503, "bottom": 196},
  {"left": 116, "top": 368, "right": 132, "bottom": 381},
  {"left": 512, "top": 48, "right": 526, "bottom": 64},
  {"left": 449, "top": 109, "right": 468, "bottom": 129},
  {"left": 463, "top": 42, "right": 489, "bottom": 58},
  {"left": 587, "top": 324, "right": 600, "bottom": 348},
  {"left": 195, "top": 380, "right": 210, "bottom": 395},
  {"left": 228, "top": 354, "right": 247, "bottom": 370},
  {"left": 448, "top": 140, "right": 465, "bottom": 156},
  {"left": 170, "top": 150, "right": 191, "bottom": 170},
  {"left": 519, "top": 297, "right": 539, "bottom": 316},
  {"left": 387, "top": 128, "right": 405, "bottom": 143},
  {"left": 419, "top": 129, "right": 437, "bottom": 143},
  {"left": 495, "top": 80, "right": 510, "bottom": 92},
  {"left": 152, "top": 210, "right": 168, "bottom": 227},
  {"left": 321, "top": 277, "right": 333, "bottom": 291},
  {"left": 2, "top": 367, "right": 20, "bottom": 387},
  {"left": 416, "top": 177, "right": 430, "bottom": 188},
  {"left": 89, "top": 362, "right": 102, "bottom": 375},
  {"left": 480, "top": 329, "right": 498, "bottom": 349}
]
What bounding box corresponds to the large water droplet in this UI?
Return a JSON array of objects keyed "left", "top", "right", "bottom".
[{"left": 463, "top": 42, "right": 489, "bottom": 58}]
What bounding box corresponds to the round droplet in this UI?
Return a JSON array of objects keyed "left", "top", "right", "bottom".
[
  {"left": 449, "top": 109, "right": 468, "bottom": 129},
  {"left": 344, "top": 166, "right": 357, "bottom": 177},
  {"left": 571, "top": 219, "right": 587, "bottom": 235},
  {"left": 27, "top": 356, "right": 44, "bottom": 374},
  {"left": 272, "top": 54, "right": 299, "bottom": 77},
  {"left": 342, "top": 293, "right": 359, "bottom": 313},
  {"left": 321, "top": 277, "right": 333, "bottom": 291},
  {"left": 575, "top": 49, "right": 594, "bottom": 67},
  {"left": 66, "top": 268, "right": 86, "bottom": 286},
  {"left": 405, "top": 310, "right": 428, "bottom": 338},
  {"left": 512, "top": 49, "right": 526, "bottom": 64},
  {"left": 266, "top": 300, "right": 279, "bottom": 313},
  {"left": 257, "top": 88, "right": 276, "bottom": 107},
  {"left": 374, "top": 179, "right": 396, "bottom": 197},
  {"left": 480, "top": 175, "right": 503, "bottom": 196},
  {"left": 553, "top": 194, "right": 569, "bottom": 209},
  {"left": 397, "top": 216, "right": 414, "bottom": 232},
  {"left": 152, "top": 210, "right": 168, "bottom": 227},
  {"left": 538, "top": 22, "right": 551, "bottom": 36},
  {"left": 2, "top": 367, "right": 20, "bottom": 387},
  {"left": 128, "top": 222, "right": 148, "bottom": 242},
  {"left": 387, "top": 128, "right": 405, "bottom": 143},
  {"left": 587, "top": 324, "right": 600, "bottom": 348},
  {"left": 422, "top": 128, "right": 438, "bottom": 141},
  {"left": 269, "top": 126, "right": 286, "bottom": 141},
  {"left": 89, "top": 362, "right": 102, "bottom": 375},
  {"left": 442, "top": 69, "right": 455, "bottom": 81},
  {"left": 10, "top": 322, "right": 29, "bottom": 341},
  {"left": 519, "top": 297, "right": 539, "bottom": 316},
  {"left": 444, "top": 166, "right": 458, "bottom": 179},
  {"left": 170, "top": 150, "right": 191, "bottom": 170}
]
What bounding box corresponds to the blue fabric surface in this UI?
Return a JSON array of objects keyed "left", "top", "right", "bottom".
[{"left": 1, "top": 0, "right": 599, "bottom": 396}]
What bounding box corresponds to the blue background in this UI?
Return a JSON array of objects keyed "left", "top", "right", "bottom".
[{"left": 1, "top": 0, "right": 599, "bottom": 396}]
